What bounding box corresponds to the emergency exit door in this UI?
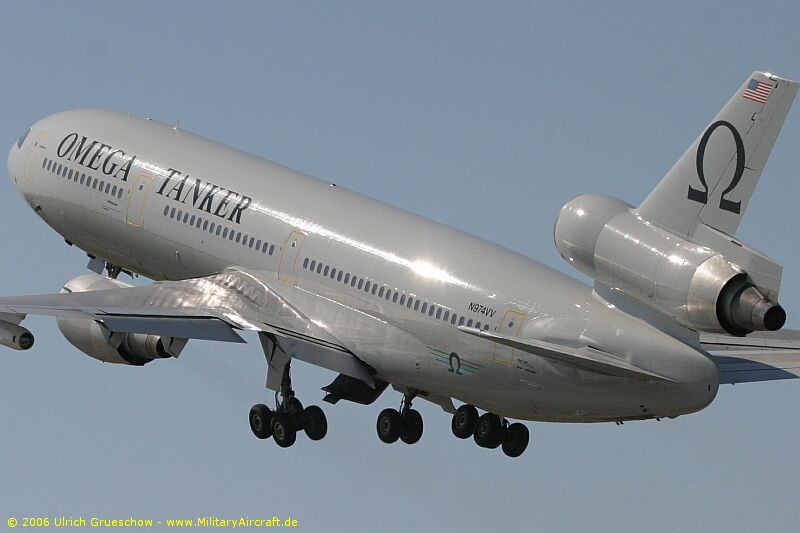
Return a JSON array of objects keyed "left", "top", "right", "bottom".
[
  {"left": 125, "top": 174, "right": 153, "bottom": 227},
  {"left": 493, "top": 310, "right": 526, "bottom": 365},
  {"left": 278, "top": 231, "right": 307, "bottom": 284}
]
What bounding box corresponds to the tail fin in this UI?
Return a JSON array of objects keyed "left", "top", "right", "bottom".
[{"left": 637, "top": 71, "right": 798, "bottom": 238}]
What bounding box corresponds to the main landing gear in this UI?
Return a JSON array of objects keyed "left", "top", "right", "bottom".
[
  {"left": 376, "top": 391, "right": 424, "bottom": 445},
  {"left": 451, "top": 404, "right": 530, "bottom": 458},
  {"left": 248, "top": 359, "right": 328, "bottom": 448}
]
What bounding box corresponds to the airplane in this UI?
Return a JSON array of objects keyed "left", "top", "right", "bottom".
[{"left": 3, "top": 71, "right": 800, "bottom": 458}]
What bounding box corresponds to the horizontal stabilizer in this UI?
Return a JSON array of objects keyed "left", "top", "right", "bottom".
[
  {"left": 458, "top": 326, "right": 675, "bottom": 382},
  {"left": 702, "top": 329, "right": 800, "bottom": 384}
]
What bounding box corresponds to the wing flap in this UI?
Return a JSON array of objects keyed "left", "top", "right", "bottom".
[{"left": 458, "top": 326, "right": 675, "bottom": 382}]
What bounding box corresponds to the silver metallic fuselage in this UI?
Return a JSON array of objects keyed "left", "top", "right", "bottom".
[{"left": 7, "top": 110, "right": 719, "bottom": 422}]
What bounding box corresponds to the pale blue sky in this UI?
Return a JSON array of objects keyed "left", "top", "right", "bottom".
[{"left": 2, "top": 2, "right": 800, "bottom": 532}]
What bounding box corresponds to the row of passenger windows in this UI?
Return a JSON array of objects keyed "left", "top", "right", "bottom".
[
  {"left": 162, "top": 204, "right": 276, "bottom": 255},
  {"left": 302, "top": 257, "right": 491, "bottom": 330},
  {"left": 43, "top": 158, "right": 125, "bottom": 200}
]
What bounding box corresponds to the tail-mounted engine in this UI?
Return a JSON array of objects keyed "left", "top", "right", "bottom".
[
  {"left": 554, "top": 194, "right": 785, "bottom": 336},
  {"left": 56, "top": 274, "right": 187, "bottom": 365}
]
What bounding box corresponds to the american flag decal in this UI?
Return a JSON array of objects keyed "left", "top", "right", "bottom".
[{"left": 743, "top": 78, "right": 773, "bottom": 104}]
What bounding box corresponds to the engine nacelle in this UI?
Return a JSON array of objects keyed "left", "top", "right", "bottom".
[
  {"left": 56, "top": 274, "right": 186, "bottom": 365},
  {"left": 554, "top": 194, "right": 786, "bottom": 336}
]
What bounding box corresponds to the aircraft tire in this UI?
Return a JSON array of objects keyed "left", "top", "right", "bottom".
[
  {"left": 376, "top": 408, "right": 402, "bottom": 443},
  {"left": 473, "top": 413, "right": 503, "bottom": 449},
  {"left": 451, "top": 404, "right": 479, "bottom": 439},
  {"left": 285, "top": 397, "right": 305, "bottom": 430},
  {"left": 400, "top": 409, "right": 423, "bottom": 444},
  {"left": 502, "top": 423, "right": 529, "bottom": 458},
  {"left": 271, "top": 412, "right": 297, "bottom": 448},
  {"left": 249, "top": 404, "right": 272, "bottom": 439},
  {"left": 303, "top": 405, "right": 328, "bottom": 441}
]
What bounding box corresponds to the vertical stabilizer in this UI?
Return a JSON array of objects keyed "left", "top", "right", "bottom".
[{"left": 637, "top": 72, "right": 797, "bottom": 238}]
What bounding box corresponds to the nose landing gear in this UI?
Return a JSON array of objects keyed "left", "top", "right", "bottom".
[{"left": 451, "top": 404, "right": 530, "bottom": 457}]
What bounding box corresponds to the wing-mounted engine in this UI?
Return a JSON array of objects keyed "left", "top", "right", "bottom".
[
  {"left": 56, "top": 274, "right": 187, "bottom": 365},
  {"left": 554, "top": 194, "right": 785, "bottom": 336}
]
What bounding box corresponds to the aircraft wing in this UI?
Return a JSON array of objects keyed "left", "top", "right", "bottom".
[
  {"left": 0, "top": 268, "right": 375, "bottom": 384},
  {"left": 458, "top": 326, "right": 676, "bottom": 382},
  {"left": 701, "top": 330, "right": 800, "bottom": 384}
]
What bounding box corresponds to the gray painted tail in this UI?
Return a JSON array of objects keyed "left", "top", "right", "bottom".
[{"left": 637, "top": 71, "right": 798, "bottom": 238}]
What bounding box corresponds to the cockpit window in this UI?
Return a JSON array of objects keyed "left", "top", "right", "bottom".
[{"left": 16, "top": 128, "right": 30, "bottom": 149}]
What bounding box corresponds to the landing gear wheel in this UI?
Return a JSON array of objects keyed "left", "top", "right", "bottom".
[
  {"left": 451, "top": 404, "right": 479, "bottom": 439},
  {"left": 377, "top": 408, "right": 403, "bottom": 443},
  {"left": 285, "top": 397, "right": 305, "bottom": 430},
  {"left": 249, "top": 404, "right": 272, "bottom": 439},
  {"left": 473, "top": 413, "right": 504, "bottom": 449},
  {"left": 502, "top": 423, "right": 529, "bottom": 458},
  {"left": 303, "top": 405, "right": 328, "bottom": 441},
  {"left": 400, "top": 409, "right": 423, "bottom": 444},
  {"left": 271, "top": 412, "right": 297, "bottom": 448}
]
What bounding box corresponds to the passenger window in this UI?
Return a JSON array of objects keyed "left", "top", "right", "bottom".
[
  {"left": 68, "top": 169, "right": 74, "bottom": 180},
  {"left": 99, "top": 180, "right": 105, "bottom": 190},
  {"left": 429, "top": 306, "right": 435, "bottom": 317},
  {"left": 303, "top": 258, "right": 309, "bottom": 269},
  {"left": 443, "top": 311, "right": 449, "bottom": 322},
  {"left": 248, "top": 237, "right": 254, "bottom": 247},
  {"left": 235, "top": 233, "right": 241, "bottom": 243},
  {"left": 413, "top": 300, "right": 419, "bottom": 311},
  {"left": 163, "top": 206, "right": 169, "bottom": 216},
  {"left": 105, "top": 183, "right": 111, "bottom": 194},
  {"left": 378, "top": 287, "right": 385, "bottom": 298},
  {"left": 203, "top": 220, "right": 209, "bottom": 231},
  {"left": 392, "top": 292, "right": 398, "bottom": 303},
  {"left": 344, "top": 273, "right": 350, "bottom": 284},
  {"left": 484, "top": 324, "right": 490, "bottom": 330},
  {"left": 459, "top": 317, "right": 465, "bottom": 326},
  {"left": 255, "top": 239, "right": 261, "bottom": 250},
  {"left": 195, "top": 217, "right": 202, "bottom": 228},
  {"left": 475, "top": 322, "right": 481, "bottom": 329},
  {"left": 183, "top": 212, "right": 189, "bottom": 223},
  {"left": 330, "top": 268, "right": 336, "bottom": 279},
  {"left": 112, "top": 186, "right": 117, "bottom": 196},
  {"left": 57, "top": 164, "right": 62, "bottom": 175},
  {"left": 357, "top": 279, "right": 363, "bottom": 289},
  {"left": 170, "top": 208, "right": 176, "bottom": 218},
  {"left": 316, "top": 263, "right": 323, "bottom": 274},
  {"left": 42, "top": 159, "right": 47, "bottom": 169},
  {"left": 261, "top": 242, "right": 268, "bottom": 253},
  {"left": 364, "top": 281, "right": 371, "bottom": 292},
  {"left": 371, "top": 285, "right": 378, "bottom": 295},
  {"left": 269, "top": 245, "right": 275, "bottom": 255},
  {"left": 81, "top": 174, "right": 86, "bottom": 185},
  {"left": 229, "top": 231, "right": 235, "bottom": 240},
  {"left": 436, "top": 308, "right": 442, "bottom": 320},
  {"left": 421, "top": 303, "right": 427, "bottom": 314},
  {"left": 399, "top": 294, "right": 406, "bottom": 305},
  {"left": 323, "top": 266, "right": 329, "bottom": 276},
  {"left": 309, "top": 260, "right": 316, "bottom": 271},
  {"left": 190, "top": 215, "right": 196, "bottom": 226},
  {"left": 214, "top": 224, "right": 220, "bottom": 235},
  {"left": 118, "top": 189, "right": 123, "bottom": 199},
  {"left": 337, "top": 271, "right": 343, "bottom": 282},
  {"left": 451, "top": 314, "right": 457, "bottom": 325},
  {"left": 467, "top": 319, "right": 473, "bottom": 327},
  {"left": 222, "top": 228, "right": 229, "bottom": 238}
]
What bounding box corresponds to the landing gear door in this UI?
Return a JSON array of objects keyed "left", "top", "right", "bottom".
[
  {"left": 125, "top": 174, "right": 153, "bottom": 227},
  {"left": 278, "top": 231, "right": 306, "bottom": 285},
  {"left": 493, "top": 310, "right": 526, "bottom": 365}
]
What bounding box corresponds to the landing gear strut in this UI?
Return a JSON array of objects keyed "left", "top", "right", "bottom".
[
  {"left": 451, "top": 404, "right": 530, "bottom": 457},
  {"left": 376, "top": 391, "right": 423, "bottom": 445},
  {"left": 248, "top": 358, "right": 328, "bottom": 448}
]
